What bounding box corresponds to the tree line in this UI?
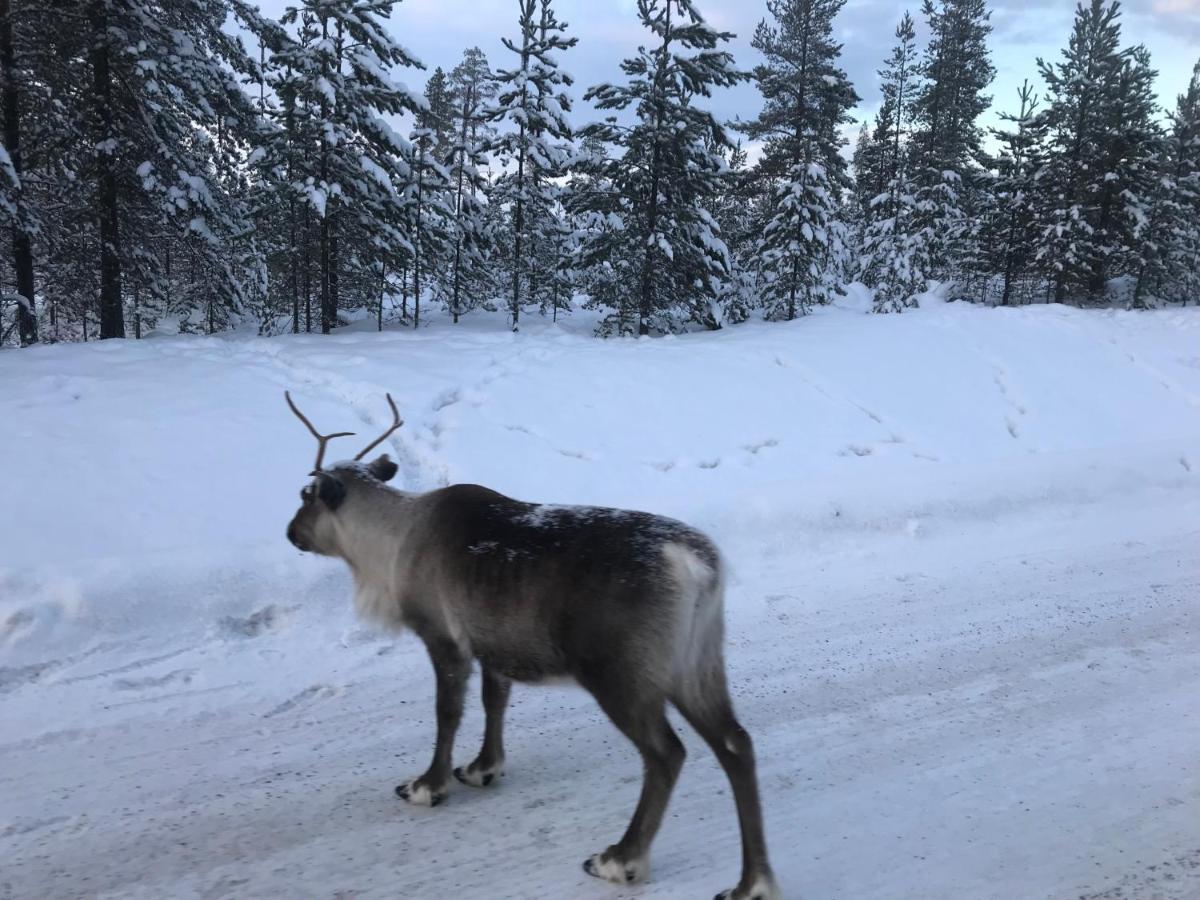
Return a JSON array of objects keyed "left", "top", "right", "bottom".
[{"left": 0, "top": 0, "right": 1197, "bottom": 346}]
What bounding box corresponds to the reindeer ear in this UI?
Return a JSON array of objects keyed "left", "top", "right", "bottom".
[
  {"left": 314, "top": 473, "right": 346, "bottom": 510},
  {"left": 366, "top": 454, "right": 398, "bottom": 483}
]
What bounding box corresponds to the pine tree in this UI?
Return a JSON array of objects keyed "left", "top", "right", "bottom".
[
  {"left": 1133, "top": 58, "right": 1200, "bottom": 306},
  {"left": 1167, "top": 60, "right": 1200, "bottom": 306},
  {"left": 0, "top": 0, "right": 37, "bottom": 345},
  {"left": 575, "top": 0, "right": 743, "bottom": 335},
  {"left": 446, "top": 47, "right": 496, "bottom": 323},
  {"left": 984, "top": 81, "right": 1050, "bottom": 305},
  {"left": 744, "top": 0, "right": 859, "bottom": 320},
  {"left": 488, "top": 0, "right": 576, "bottom": 330},
  {"left": 909, "top": 0, "right": 994, "bottom": 286},
  {"left": 86, "top": 0, "right": 280, "bottom": 337},
  {"left": 407, "top": 67, "right": 454, "bottom": 328},
  {"left": 859, "top": 13, "right": 927, "bottom": 312},
  {"left": 710, "top": 140, "right": 758, "bottom": 324},
  {"left": 1035, "top": 0, "right": 1159, "bottom": 303},
  {"left": 276, "top": 0, "right": 424, "bottom": 333}
]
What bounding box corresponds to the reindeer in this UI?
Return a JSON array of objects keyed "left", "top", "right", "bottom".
[{"left": 284, "top": 392, "right": 780, "bottom": 900}]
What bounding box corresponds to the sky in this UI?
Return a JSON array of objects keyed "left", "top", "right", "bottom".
[{"left": 258, "top": 0, "right": 1200, "bottom": 147}]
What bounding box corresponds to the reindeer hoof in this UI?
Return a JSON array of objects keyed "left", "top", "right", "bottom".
[
  {"left": 453, "top": 762, "right": 502, "bottom": 788},
  {"left": 714, "top": 874, "right": 783, "bottom": 900},
  {"left": 395, "top": 778, "right": 445, "bottom": 807},
  {"left": 583, "top": 848, "right": 648, "bottom": 885}
]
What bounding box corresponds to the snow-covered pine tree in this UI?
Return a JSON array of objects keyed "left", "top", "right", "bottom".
[
  {"left": 850, "top": 121, "right": 883, "bottom": 227},
  {"left": 576, "top": 0, "right": 743, "bottom": 335},
  {"left": 1097, "top": 45, "right": 1159, "bottom": 302},
  {"left": 16, "top": 10, "right": 98, "bottom": 343},
  {"left": 564, "top": 131, "right": 626, "bottom": 325},
  {"left": 277, "top": 0, "right": 423, "bottom": 333},
  {"left": 1035, "top": 0, "right": 1159, "bottom": 304},
  {"left": 908, "top": 0, "right": 994, "bottom": 288},
  {"left": 446, "top": 47, "right": 496, "bottom": 323},
  {"left": 0, "top": 0, "right": 39, "bottom": 345},
  {"left": 859, "top": 12, "right": 928, "bottom": 313},
  {"left": 709, "top": 140, "right": 758, "bottom": 324},
  {"left": 406, "top": 67, "right": 454, "bottom": 328},
  {"left": 488, "top": 0, "right": 576, "bottom": 330},
  {"left": 907, "top": 0, "right": 993, "bottom": 289},
  {"left": 259, "top": 44, "right": 301, "bottom": 331},
  {"left": 81, "top": 0, "right": 281, "bottom": 338},
  {"left": 1163, "top": 60, "right": 1200, "bottom": 306},
  {"left": 743, "top": 0, "right": 859, "bottom": 320},
  {"left": 1131, "top": 57, "right": 1200, "bottom": 307},
  {"left": 982, "top": 81, "right": 1049, "bottom": 306}
]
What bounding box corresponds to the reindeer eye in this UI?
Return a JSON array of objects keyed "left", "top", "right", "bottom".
[{"left": 300, "top": 486, "right": 313, "bottom": 502}]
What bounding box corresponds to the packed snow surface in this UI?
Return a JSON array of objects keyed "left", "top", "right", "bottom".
[{"left": 2, "top": 298, "right": 1199, "bottom": 899}]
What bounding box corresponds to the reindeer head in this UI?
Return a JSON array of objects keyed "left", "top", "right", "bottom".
[{"left": 285, "top": 392, "right": 402, "bottom": 556}]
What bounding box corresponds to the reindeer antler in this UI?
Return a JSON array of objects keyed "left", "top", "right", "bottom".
[
  {"left": 355, "top": 393, "right": 404, "bottom": 460},
  {"left": 285, "top": 391, "right": 355, "bottom": 471}
]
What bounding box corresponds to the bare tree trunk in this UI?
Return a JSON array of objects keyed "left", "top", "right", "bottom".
[
  {"left": 290, "top": 199, "right": 299, "bottom": 334},
  {"left": 329, "top": 214, "right": 339, "bottom": 329},
  {"left": 303, "top": 207, "right": 311, "bottom": 332},
  {"left": 320, "top": 213, "right": 331, "bottom": 333},
  {"left": 400, "top": 263, "right": 407, "bottom": 319},
  {"left": 451, "top": 85, "right": 471, "bottom": 325},
  {"left": 377, "top": 261, "right": 385, "bottom": 331},
  {"left": 510, "top": 14, "right": 533, "bottom": 333},
  {"left": 91, "top": 0, "right": 124, "bottom": 339},
  {"left": 511, "top": 134, "right": 524, "bottom": 331},
  {"left": 325, "top": 19, "right": 342, "bottom": 333},
  {"left": 1, "top": 0, "right": 36, "bottom": 345}
]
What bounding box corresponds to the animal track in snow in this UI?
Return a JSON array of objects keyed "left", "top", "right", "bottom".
[
  {"left": 742, "top": 438, "right": 779, "bottom": 455},
  {"left": 112, "top": 668, "right": 195, "bottom": 691},
  {"left": 993, "top": 367, "right": 1028, "bottom": 440},
  {"left": 0, "top": 660, "right": 60, "bottom": 694},
  {"left": 219, "top": 604, "right": 294, "bottom": 639},
  {"left": 60, "top": 647, "right": 194, "bottom": 685},
  {"left": 432, "top": 389, "right": 461, "bottom": 412},
  {"left": 0, "top": 609, "right": 34, "bottom": 646},
  {"left": 840, "top": 444, "right": 873, "bottom": 458},
  {"left": 264, "top": 684, "right": 339, "bottom": 718}
]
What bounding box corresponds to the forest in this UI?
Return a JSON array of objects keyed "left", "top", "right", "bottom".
[{"left": 0, "top": 0, "right": 1197, "bottom": 346}]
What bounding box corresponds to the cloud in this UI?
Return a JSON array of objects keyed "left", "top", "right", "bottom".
[
  {"left": 251, "top": 0, "right": 1196, "bottom": 144},
  {"left": 1152, "top": 0, "right": 1198, "bottom": 13}
]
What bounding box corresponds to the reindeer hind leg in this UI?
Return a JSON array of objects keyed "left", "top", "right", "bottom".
[
  {"left": 579, "top": 672, "right": 685, "bottom": 886},
  {"left": 672, "top": 673, "right": 779, "bottom": 900}
]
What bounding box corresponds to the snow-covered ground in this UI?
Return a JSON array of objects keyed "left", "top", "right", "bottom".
[{"left": 3, "top": 297, "right": 1199, "bottom": 900}]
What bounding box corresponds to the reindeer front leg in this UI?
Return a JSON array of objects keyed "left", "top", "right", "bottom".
[
  {"left": 396, "top": 636, "right": 471, "bottom": 807},
  {"left": 455, "top": 666, "right": 511, "bottom": 787}
]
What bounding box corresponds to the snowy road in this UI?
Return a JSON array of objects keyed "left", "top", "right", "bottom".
[
  {"left": 3, "top": 301, "right": 1199, "bottom": 898},
  {"left": 4, "top": 520, "right": 1198, "bottom": 900}
]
